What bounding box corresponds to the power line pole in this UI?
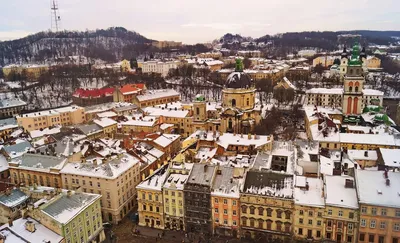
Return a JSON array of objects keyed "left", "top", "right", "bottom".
[{"left": 50, "top": 0, "right": 61, "bottom": 32}]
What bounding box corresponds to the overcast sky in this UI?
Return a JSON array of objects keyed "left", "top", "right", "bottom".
[{"left": 1, "top": 0, "right": 399, "bottom": 44}]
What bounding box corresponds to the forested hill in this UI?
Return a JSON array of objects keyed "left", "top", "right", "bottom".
[
  {"left": 256, "top": 30, "right": 400, "bottom": 51},
  {"left": 0, "top": 27, "right": 154, "bottom": 66}
]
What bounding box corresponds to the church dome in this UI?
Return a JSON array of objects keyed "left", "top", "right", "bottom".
[{"left": 225, "top": 59, "right": 252, "bottom": 89}]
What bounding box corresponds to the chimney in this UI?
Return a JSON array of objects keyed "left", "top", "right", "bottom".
[
  {"left": 5, "top": 188, "right": 11, "bottom": 196},
  {"left": 345, "top": 179, "right": 354, "bottom": 188},
  {"left": 25, "top": 220, "right": 36, "bottom": 233},
  {"left": 8, "top": 217, "right": 13, "bottom": 227},
  {"left": 364, "top": 151, "right": 368, "bottom": 157},
  {"left": 386, "top": 179, "right": 390, "bottom": 186}
]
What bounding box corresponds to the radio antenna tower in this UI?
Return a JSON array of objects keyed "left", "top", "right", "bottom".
[{"left": 50, "top": 0, "right": 61, "bottom": 32}]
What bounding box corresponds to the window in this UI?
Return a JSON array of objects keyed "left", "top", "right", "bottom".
[
  {"left": 308, "top": 219, "right": 313, "bottom": 225},
  {"left": 299, "top": 218, "right": 304, "bottom": 224},
  {"left": 233, "top": 220, "right": 237, "bottom": 226},
  {"left": 370, "top": 220, "right": 376, "bottom": 228},
  {"left": 308, "top": 211, "right": 313, "bottom": 217},
  {"left": 359, "top": 233, "right": 365, "bottom": 242},
  {"left": 249, "top": 207, "right": 255, "bottom": 214},
  {"left": 317, "top": 220, "right": 321, "bottom": 226},
  {"left": 361, "top": 207, "right": 367, "bottom": 214},
  {"left": 215, "top": 208, "right": 218, "bottom": 213},
  {"left": 361, "top": 219, "right": 366, "bottom": 227},
  {"left": 298, "top": 228, "right": 303, "bottom": 235},
  {"left": 328, "top": 209, "right": 332, "bottom": 215},
  {"left": 223, "top": 199, "right": 227, "bottom": 204},
  {"left": 233, "top": 210, "right": 237, "bottom": 216},
  {"left": 214, "top": 198, "right": 218, "bottom": 203},
  {"left": 232, "top": 200, "right": 236, "bottom": 206},
  {"left": 381, "top": 208, "right": 387, "bottom": 216},
  {"left": 258, "top": 207, "right": 264, "bottom": 216},
  {"left": 223, "top": 219, "right": 228, "bottom": 225},
  {"left": 347, "top": 236, "right": 353, "bottom": 243},
  {"left": 349, "top": 212, "right": 354, "bottom": 219},
  {"left": 380, "top": 221, "right": 386, "bottom": 229},
  {"left": 394, "top": 223, "right": 400, "bottom": 231},
  {"left": 337, "top": 222, "right": 343, "bottom": 229},
  {"left": 372, "top": 207, "right": 377, "bottom": 215},
  {"left": 277, "top": 210, "right": 282, "bottom": 218},
  {"left": 317, "top": 212, "right": 322, "bottom": 217},
  {"left": 224, "top": 209, "right": 227, "bottom": 215},
  {"left": 299, "top": 210, "right": 304, "bottom": 215},
  {"left": 316, "top": 231, "right": 321, "bottom": 238},
  {"left": 241, "top": 205, "right": 247, "bottom": 214},
  {"left": 369, "top": 235, "right": 375, "bottom": 243},
  {"left": 326, "top": 232, "right": 331, "bottom": 239},
  {"left": 338, "top": 210, "right": 343, "bottom": 217},
  {"left": 396, "top": 210, "right": 400, "bottom": 217}
]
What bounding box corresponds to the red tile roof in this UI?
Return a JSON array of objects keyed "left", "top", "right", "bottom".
[
  {"left": 73, "top": 87, "right": 115, "bottom": 98},
  {"left": 119, "top": 84, "right": 145, "bottom": 95}
]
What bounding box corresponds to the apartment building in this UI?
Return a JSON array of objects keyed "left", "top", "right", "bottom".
[
  {"left": 16, "top": 105, "right": 85, "bottom": 132},
  {"left": 61, "top": 154, "right": 141, "bottom": 224}
]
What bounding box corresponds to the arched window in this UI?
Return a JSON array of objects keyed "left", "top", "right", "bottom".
[
  {"left": 231, "top": 99, "right": 236, "bottom": 107},
  {"left": 196, "top": 107, "right": 200, "bottom": 115},
  {"left": 347, "top": 97, "right": 352, "bottom": 115},
  {"left": 355, "top": 86, "right": 358, "bottom": 92},
  {"left": 349, "top": 86, "right": 353, "bottom": 92},
  {"left": 228, "top": 119, "right": 233, "bottom": 130},
  {"left": 353, "top": 97, "right": 359, "bottom": 114},
  {"left": 246, "top": 98, "right": 250, "bottom": 106}
]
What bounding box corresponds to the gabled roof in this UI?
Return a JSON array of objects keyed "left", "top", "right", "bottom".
[{"left": 118, "top": 84, "right": 145, "bottom": 95}]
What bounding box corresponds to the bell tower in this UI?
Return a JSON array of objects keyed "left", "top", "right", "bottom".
[
  {"left": 193, "top": 94, "right": 207, "bottom": 122},
  {"left": 343, "top": 43, "right": 364, "bottom": 115}
]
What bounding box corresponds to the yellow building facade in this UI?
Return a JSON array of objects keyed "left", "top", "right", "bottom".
[
  {"left": 2, "top": 64, "right": 49, "bottom": 81},
  {"left": 137, "top": 166, "right": 168, "bottom": 229},
  {"left": 16, "top": 106, "right": 85, "bottom": 132}
]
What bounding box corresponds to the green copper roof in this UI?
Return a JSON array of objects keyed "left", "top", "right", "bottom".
[
  {"left": 195, "top": 94, "right": 205, "bottom": 102},
  {"left": 348, "top": 43, "right": 362, "bottom": 66},
  {"left": 235, "top": 59, "right": 244, "bottom": 72}
]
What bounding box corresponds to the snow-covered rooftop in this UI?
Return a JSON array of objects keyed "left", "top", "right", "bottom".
[
  {"left": 60, "top": 154, "right": 139, "bottom": 179},
  {"left": 216, "top": 133, "right": 272, "bottom": 149},
  {"left": 163, "top": 173, "right": 189, "bottom": 191},
  {"left": 363, "top": 89, "right": 384, "bottom": 96},
  {"left": 144, "top": 106, "right": 189, "bottom": 118},
  {"left": 0, "top": 189, "right": 29, "bottom": 208},
  {"left": 93, "top": 117, "right": 117, "bottom": 128},
  {"left": 153, "top": 134, "right": 180, "bottom": 148},
  {"left": 242, "top": 171, "right": 293, "bottom": 199},
  {"left": 137, "top": 165, "right": 168, "bottom": 191},
  {"left": 355, "top": 170, "right": 400, "bottom": 208},
  {"left": 136, "top": 89, "right": 180, "bottom": 102},
  {"left": 306, "top": 88, "right": 343, "bottom": 95},
  {"left": 325, "top": 175, "right": 358, "bottom": 209},
  {"left": 29, "top": 126, "right": 61, "bottom": 139},
  {"left": 97, "top": 111, "right": 117, "bottom": 118},
  {"left": 120, "top": 115, "right": 157, "bottom": 127},
  {"left": 294, "top": 176, "right": 324, "bottom": 207},
  {"left": 0, "top": 118, "right": 18, "bottom": 132},
  {"left": 340, "top": 133, "right": 395, "bottom": 146},
  {"left": 0, "top": 217, "right": 63, "bottom": 243},
  {"left": 378, "top": 148, "right": 400, "bottom": 167},
  {"left": 347, "top": 150, "right": 378, "bottom": 161},
  {"left": 41, "top": 191, "right": 100, "bottom": 224},
  {"left": 211, "top": 167, "right": 243, "bottom": 198},
  {"left": 14, "top": 153, "right": 67, "bottom": 173}
]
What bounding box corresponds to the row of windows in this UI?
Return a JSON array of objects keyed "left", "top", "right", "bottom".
[
  {"left": 360, "top": 219, "right": 400, "bottom": 230},
  {"left": 359, "top": 233, "right": 397, "bottom": 243},
  {"left": 242, "top": 217, "right": 291, "bottom": 232},
  {"left": 215, "top": 208, "right": 237, "bottom": 216},
  {"left": 214, "top": 198, "right": 237, "bottom": 206},
  {"left": 361, "top": 206, "right": 400, "bottom": 217},
  {"left": 241, "top": 206, "right": 291, "bottom": 219},
  {"left": 326, "top": 209, "right": 355, "bottom": 219},
  {"left": 299, "top": 210, "right": 323, "bottom": 217},
  {"left": 298, "top": 218, "right": 322, "bottom": 226},
  {"left": 215, "top": 218, "right": 237, "bottom": 226}
]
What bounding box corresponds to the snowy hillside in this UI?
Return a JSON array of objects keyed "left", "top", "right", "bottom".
[{"left": 0, "top": 27, "right": 152, "bottom": 66}]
